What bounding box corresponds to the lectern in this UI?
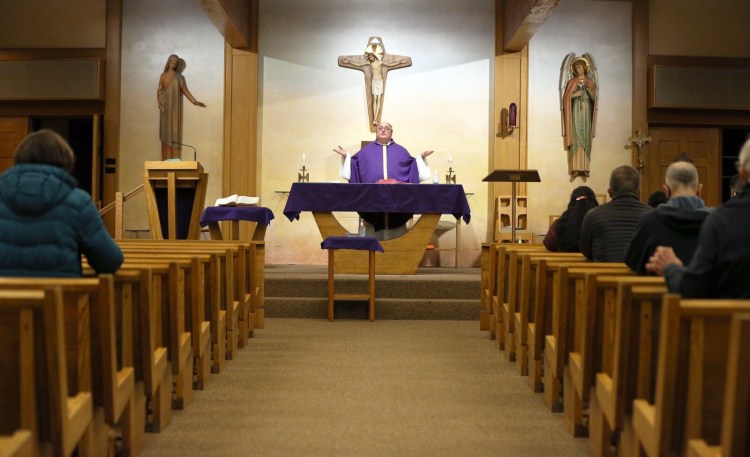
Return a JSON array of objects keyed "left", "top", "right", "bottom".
[
  {"left": 483, "top": 169, "right": 540, "bottom": 243},
  {"left": 144, "top": 161, "right": 208, "bottom": 239}
]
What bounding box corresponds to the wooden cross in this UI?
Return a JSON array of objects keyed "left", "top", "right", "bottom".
[{"left": 338, "top": 36, "right": 412, "bottom": 132}]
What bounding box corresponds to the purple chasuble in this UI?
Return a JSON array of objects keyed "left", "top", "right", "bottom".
[{"left": 350, "top": 140, "right": 420, "bottom": 184}]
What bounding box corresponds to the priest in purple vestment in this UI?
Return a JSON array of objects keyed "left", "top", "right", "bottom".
[
  {"left": 333, "top": 121, "right": 434, "bottom": 233},
  {"left": 333, "top": 121, "right": 433, "bottom": 184}
]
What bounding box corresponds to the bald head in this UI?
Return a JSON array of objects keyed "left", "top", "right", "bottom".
[
  {"left": 665, "top": 161, "right": 700, "bottom": 195},
  {"left": 739, "top": 139, "right": 750, "bottom": 183}
]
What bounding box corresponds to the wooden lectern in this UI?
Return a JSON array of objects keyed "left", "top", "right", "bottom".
[
  {"left": 144, "top": 161, "right": 208, "bottom": 239},
  {"left": 483, "top": 169, "right": 540, "bottom": 243}
]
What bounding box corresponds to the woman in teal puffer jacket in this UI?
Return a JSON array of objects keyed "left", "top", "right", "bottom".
[{"left": 0, "top": 129, "right": 123, "bottom": 277}]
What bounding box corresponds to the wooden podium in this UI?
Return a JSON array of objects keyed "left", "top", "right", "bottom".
[
  {"left": 144, "top": 161, "right": 208, "bottom": 240},
  {"left": 483, "top": 169, "right": 540, "bottom": 243}
]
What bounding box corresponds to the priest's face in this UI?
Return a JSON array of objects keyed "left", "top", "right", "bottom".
[{"left": 376, "top": 122, "right": 393, "bottom": 144}]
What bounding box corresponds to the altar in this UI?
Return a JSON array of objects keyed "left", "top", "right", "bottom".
[{"left": 283, "top": 182, "right": 471, "bottom": 274}]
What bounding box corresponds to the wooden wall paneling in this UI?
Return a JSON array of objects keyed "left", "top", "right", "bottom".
[
  {"left": 103, "top": 0, "right": 122, "bottom": 230},
  {"left": 0, "top": 117, "right": 28, "bottom": 174}
]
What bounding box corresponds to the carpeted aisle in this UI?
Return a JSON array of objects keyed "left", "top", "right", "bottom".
[{"left": 138, "top": 319, "right": 588, "bottom": 457}]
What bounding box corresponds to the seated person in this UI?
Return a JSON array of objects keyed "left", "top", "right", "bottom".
[
  {"left": 624, "top": 160, "right": 711, "bottom": 274},
  {"left": 0, "top": 129, "right": 124, "bottom": 277},
  {"left": 543, "top": 186, "right": 598, "bottom": 252},
  {"left": 579, "top": 165, "right": 652, "bottom": 262},
  {"left": 333, "top": 121, "right": 434, "bottom": 236},
  {"left": 646, "top": 139, "right": 750, "bottom": 298}
]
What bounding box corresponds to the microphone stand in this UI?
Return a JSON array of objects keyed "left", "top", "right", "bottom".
[{"left": 171, "top": 142, "right": 197, "bottom": 161}]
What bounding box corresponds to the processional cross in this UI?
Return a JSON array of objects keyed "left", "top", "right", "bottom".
[{"left": 338, "top": 37, "right": 412, "bottom": 132}]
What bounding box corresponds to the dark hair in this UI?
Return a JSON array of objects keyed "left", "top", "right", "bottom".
[
  {"left": 609, "top": 165, "right": 640, "bottom": 196},
  {"left": 14, "top": 129, "right": 75, "bottom": 173},
  {"left": 647, "top": 190, "right": 667, "bottom": 208},
  {"left": 556, "top": 186, "right": 599, "bottom": 251}
]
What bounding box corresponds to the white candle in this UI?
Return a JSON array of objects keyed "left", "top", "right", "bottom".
[
  {"left": 302, "top": 154, "right": 306, "bottom": 165},
  {"left": 448, "top": 155, "right": 453, "bottom": 166}
]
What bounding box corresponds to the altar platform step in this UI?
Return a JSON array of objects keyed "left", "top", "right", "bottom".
[{"left": 264, "top": 264, "right": 480, "bottom": 320}]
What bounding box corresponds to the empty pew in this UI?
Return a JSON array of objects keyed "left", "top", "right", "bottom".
[
  {"left": 109, "top": 268, "right": 172, "bottom": 434},
  {"left": 526, "top": 256, "right": 592, "bottom": 392},
  {"left": 0, "top": 430, "right": 33, "bottom": 457},
  {"left": 632, "top": 296, "right": 750, "bottom": 457},
  {"left": 512, "top": 251, "right": 584, "bottom": 376},
  {"left": 565, "top": 274, "right": 663, "bottom": 437},
  {"left": 542, "top": 263, "right": 631, "bottom": 414},
  {"left": 589, "top": 283, "right": 667, "bottom": 457},
  {"left": 688, "top": 313, "right": 750, "bottom": 457},
  {"left": 479, "top": 242, "right": 496, "bottom": 332},
  {"left": 492, "top": 244, "right": 547, "bottom": 350},
  {"left": 0, "top": 287, "right": 92, "bottom": 457},
  {"left": 0, "top": 276, "right": 138, "bottom": 456},
  {"left": 119, "top": 251, "right": 215, "bottom": 383}
]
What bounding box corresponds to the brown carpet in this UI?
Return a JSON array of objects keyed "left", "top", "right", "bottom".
[{"left": 138, "top": 319, "right": 587, "bottom": 457}]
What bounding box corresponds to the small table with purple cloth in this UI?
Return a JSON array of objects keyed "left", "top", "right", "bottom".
[
  {"left": 283, "top": 182, "right": 471, "bottom": 275},
  {"left": 199, "top": 206, "right": 275, "bottom": 241}
]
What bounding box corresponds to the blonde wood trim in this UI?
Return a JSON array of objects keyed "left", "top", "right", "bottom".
[
  {"left": 103, "top": 0, "right": 122, "bottom": 233},
  {"left": 312, "top": 212, "right": 440, "bottom": 275}
]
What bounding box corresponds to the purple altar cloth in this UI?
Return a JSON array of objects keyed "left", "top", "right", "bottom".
[
  {"left": 321, "top": 236, "right": 385, "bottom": 253},
  {"left": 283, "top": 183, "right": 471, "bottom": 224},
  {"left": 200, "top": 206, "right": 275, "bottom": 227}
]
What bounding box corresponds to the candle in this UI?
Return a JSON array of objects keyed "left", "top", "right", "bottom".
[
  {"left": 302, "top": 154, "right": 306, "bottom": 165},
  {"left": 448, "top": 155, "right": 453, "bottom": 166}
]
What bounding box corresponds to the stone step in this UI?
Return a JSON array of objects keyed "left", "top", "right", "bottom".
[{"left": 264, "top": 264, "right": 481, "bottom": 321}]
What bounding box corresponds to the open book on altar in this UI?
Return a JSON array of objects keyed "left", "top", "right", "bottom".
[{"left": 214, "top": 194, "right": 260, "bottom": 207}]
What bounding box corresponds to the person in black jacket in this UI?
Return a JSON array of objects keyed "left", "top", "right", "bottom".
[
  {"left": 647, "top": 139, "right": 750, "bottom": 298},
  {"left": 579, "top": 165, "right": 652, "bottom": 262},
  {"left": 543, "top": 186, "right": 598, "bottom": 252},
  {"left": 624, "top": 161, "right": 711, "bottom": 274}
]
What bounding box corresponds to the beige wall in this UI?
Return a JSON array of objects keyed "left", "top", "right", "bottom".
[
  {"left": 119, "top": 0, "right": 225, "bottom": 233},
  {"left": 0, "top": 0, "right": 105, "bottom": 48},
  {"left": 526, "top": 1, "right": 633, "bottom": 238},
  {"left": 259, "top": 0, "right": 494, "bottom": 267},
  {"left": 650, "top": 0, "right": 750, "bottom": 57}
]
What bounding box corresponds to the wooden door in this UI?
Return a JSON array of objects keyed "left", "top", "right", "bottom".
[
  {"left": 0, "top": 117, "right": 29, "bottom": 173},
  {"left": 645, "top": 127, "right": 721, "bottom": 207}
]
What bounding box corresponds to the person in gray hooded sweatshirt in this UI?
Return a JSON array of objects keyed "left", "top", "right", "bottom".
[{"left": 624, "top": 160, "right": 711, "bottom": 274}]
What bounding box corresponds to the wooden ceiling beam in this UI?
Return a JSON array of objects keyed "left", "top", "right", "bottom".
[
  {"left": 196, "top": 0, "right": 255, "bottom": 50},
  {"left": 502, "top": 0, "right": 559, "bottom": 52}
]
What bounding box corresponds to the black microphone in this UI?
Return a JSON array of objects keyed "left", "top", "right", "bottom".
[{"left": 171, "top": 142, "right": 197, "bottom": 161}]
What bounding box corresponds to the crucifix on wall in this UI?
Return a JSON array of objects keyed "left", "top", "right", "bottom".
[{"left": 338, "top": 36, "right": 412, "bottom": 132}]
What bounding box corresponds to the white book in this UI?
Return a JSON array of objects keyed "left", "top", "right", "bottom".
[{"left": 214, "top": 194, "right": 260, "bottom": 207}]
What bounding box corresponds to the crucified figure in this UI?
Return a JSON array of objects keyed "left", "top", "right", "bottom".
[{"left": 338, "top": 37, "right": 412, "bottom": 132}]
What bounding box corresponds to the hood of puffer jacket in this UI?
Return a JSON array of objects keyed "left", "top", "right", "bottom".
[
  {"left": 657, "top": 195, "right": 712, "bottom": 233},
  {"left": 0, "top": 164, "right": 77, "bottom": 215}
]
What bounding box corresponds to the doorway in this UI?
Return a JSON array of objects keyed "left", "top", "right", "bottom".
[{"left": 30, "top": 117, "right": 97, "bottom": 199}]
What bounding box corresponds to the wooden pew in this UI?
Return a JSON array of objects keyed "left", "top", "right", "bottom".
[
  {"left": 109, "top": 268, "right": 172, "bottom": 434},
  {"left": 119, "top": 260, "right": 194, "bottom": 411},
  {"left": 542, "top": 263, "right": 631, "bottom": 414},
  {"left": 526, "top": 256, "right": 591, "bottom": 392},
  {"left": 479, "top": 242, "right": 496, "bottom": 333},
  {"left": 565, "top": 274, "right": 663, "bottom": 437},
  {"left": 119, "top": 238, "right": 265, "bottom": 333},
  {"left": 0, "top": 431, "right": 33, "bottom": 457},
  {"left": 632, "top": 296, "right": 750, "bottom": 457},
  {"left": 688, "top": 313, "right": 750, "bottom": 457},
  {"left": 492, "top": 244, "right": 547, "bottom": 351},
  {"left": 119, "top": 250, "right": 215, "bottom": 383},
  {"left": 589, "top": 283, "right": 667, "bottom": 457},
  {"left": 119, "top": 239, "right": 260, "bottom": 345},
  {"left": 0, "top": 287, "right": 92, "bottom": 457},
  {"left": 0, "top": 276, "right": 138, "bottom": 457},
  {"left": 512, "top": 251, "right": 584, "bottom": 376}
]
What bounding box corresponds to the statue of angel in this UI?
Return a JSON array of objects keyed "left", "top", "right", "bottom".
[{"left": 559, "top": 53, "right": 598, "bottom": 179}]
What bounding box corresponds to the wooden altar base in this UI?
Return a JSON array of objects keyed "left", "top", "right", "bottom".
[{"left": 313, "top": 212, "right": 441, "bottom": 275}]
